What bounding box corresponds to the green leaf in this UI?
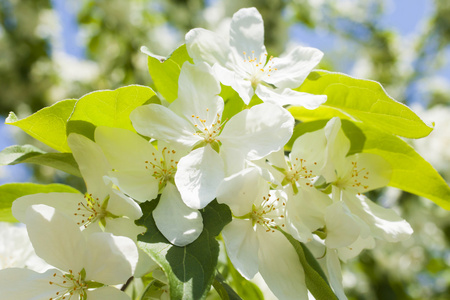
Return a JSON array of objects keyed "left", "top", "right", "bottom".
[
  {"left": 220, "top": 256, "right": 264, "bottom": 300},
  {"left": 168, "top": 44, "right": 194, "bottom": 67},
  {"left": 145, "top": 44, "right": 193, "bottom": 103},
  {"left": 137, "top": 199, "right": 232, "bottom": 300},
  {"left": 141, "top": 280, "right": 168, "bottom": 300},
  {"left": 212, "top": 272, "right": 243, "bottom": 300},
  {"left": 278, "top": 229, "right": 338, "bottom": 300},
  {"left": 5, "top": 99, "right": 77, "bottom": 152},
  {"left": 340, "top": 120, "right": 450, "bottom": 210},
  {"left": 0, "top": 183, "right": 80, "bottom": 222},
  {"left": 292, "top": 71, "right": 434, "bottom": 138},
  {"left": 0, "top": 145, "right": 81, "bottom": 177},
  {"left": 221, "top": 85, "right": 246, "bottom": 122},
  {"left": 66, "top": 85, "right": 156, "bottom": 139}
]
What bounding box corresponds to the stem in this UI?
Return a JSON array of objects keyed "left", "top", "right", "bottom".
[{"left": 120, "top": 276, "right": 134, "bottom": 291}]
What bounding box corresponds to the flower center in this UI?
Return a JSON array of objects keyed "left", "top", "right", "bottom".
[
  {"left": 145, "top": 147, "right": 178, "bottom": 189},
  {"left": 284, "top": 158, "right": 317, "bottom": 186},
  {"left": 74, "top": 193, "right": 108, "bottom": 228},
  {"left": 191, "top": 109, "right": 226, "bottom": 143},
  {"left": 49, "top": 269, "right": 87, "bottom": 300},
  {"left": 251, "top": 193, "right": 286, "bottom": 233},
  {"left": 242, "top": 51, "right": 277, "bottom": 87},
  {"left": 336, "top": 161, "right": 370, "bottom": 190}
]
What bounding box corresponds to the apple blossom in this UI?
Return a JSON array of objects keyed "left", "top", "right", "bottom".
[
  {"left": 217, "top": 168, "right": 308, "bottom": 300},
  {"left": 186, "top": 7, "right": 326, "bottom": 108},
  {"left": 94, "top": 126, "right": 203, "bottom": 247},
  {"left": 0, "top": 204, "right": 138, "bottom": 300},
  {"left": 131, "top": 62, "right": 294, "bottom": 209},
  {"left": 12, "top": 133, "right": 143, "bottom": 240}
]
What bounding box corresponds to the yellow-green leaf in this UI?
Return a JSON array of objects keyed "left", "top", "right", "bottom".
[
  {"left": 145, "top": 44, "right": 193, "bottom": 103},
  {"left": 292, "top": 71, "right": 434, "bottom": 138},
  {"left": 5, "top": 99, "right": 76, "bottom": 152},
  {"left": 67, "top": 85, "right": 156, "bottom": 139}
]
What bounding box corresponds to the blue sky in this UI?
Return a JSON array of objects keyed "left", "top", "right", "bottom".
[{"left": 0, "top": 118, "right": 32, "bottom": 184}]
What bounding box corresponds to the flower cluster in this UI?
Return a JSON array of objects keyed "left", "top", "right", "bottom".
[{"left": 0, "top": 7, "right": 429, "bottom": 300}]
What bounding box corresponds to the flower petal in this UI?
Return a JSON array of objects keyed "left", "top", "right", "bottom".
[
  {"left": 344, "top": 153, "right": 392, "bottom": 192},
  {"left": 95, "top": 126, "right": 157, "bottom": 172},
  {"left": 286, "top": 188, "right": 331, "bottom": 242},
  {"left": 217, "top": 168, "right": 268, "bottom": 216},
  {"left": 257, "top": 227, "right": 308, "bottom": 300},
  {"left": 84, "top": 232, "right": 138, "bottom": 284},
  {"left": 0, "top": 268, "right": 64, "bottom": 300},
  {"left": 134, "top": 247, "right": 159, "bottom": 278},
  {"left": 290, "top": 127, "right": 328, "bottom": 176},
  {"left": 87, "top": 286, "right": 131, "bottom": 300},
  {"left": 337, "top": 234, "right": 375, "bottom": 262},
  {"left": 324, "top": 202, "right": 361, "bottom": 249},
  {"left": 130, "top": 104, "right": 200, "bottom": 150},
  {"left": 153, "top": 183, "right": 203, "bottom": 246},
  {"left": 266, "top": 46, "right": 323, "bottom": 89},
  {"left": 106, "top": 171, "right": 159, "bottom": 202},
  {"left": 256, "top": 84, "right": 326, "bottom": 109},
  {"left": 222, "top": 219, "right": 259, "bottom": 279},
  {"left": 68, "top": 133, "right": 111, "bottom": 198},
  {"left": 213, "top": 63, "right": 254, "bottom": 104},
  {"left": 171, "top": 62, "right": 223, "bottom": 123},
  {"left": 12, "top": 192, "right": 83, "bottom": 224},
  {"left": 25, "top": 204, "right": 86, "bottom": 272},
  {"left": 220, "top": 103, "right": 294, "bottom": 160},
  {"left": 325, "top": 250, "right": 348, "bottom": 300},
  {"left": 344, "top": 191, "right": 413, "bottom": 242},
  {"left": 230, "top": 8, "right": 266, "bottom": 59},
  {"left": 175, "top": 144, "right": 225, "bottom": 209},
  {"left": 185, "top": 28, "right": 231, "bottom": 66},
  {"left": 323, "top": 118, "right": 350, "bottom": 182},
  {"left": 107, "top": 189, "right": 143, "bottom": 220},
  {"left": 104, "top": 218, "right": 146, "bottom": 242}
]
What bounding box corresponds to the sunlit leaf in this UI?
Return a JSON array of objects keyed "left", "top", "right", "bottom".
[
  {"left": 145, "top": 44, "right": 193, "bottom": 103},
  {"left": 66, "top": 85, "right": 156, "bottom": 140},
  {"left": 5, "top": 99, "right": 76, "bottom": 152},
  {"left": 291, "top": 71, "right": 434, "bottom": 138}
]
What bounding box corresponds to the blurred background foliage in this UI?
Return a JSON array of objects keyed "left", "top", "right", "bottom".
[{"left": 1, "top": 0, "right": 450, "bottom": 299}]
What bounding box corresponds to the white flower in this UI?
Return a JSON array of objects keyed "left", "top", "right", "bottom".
[
  {"left": 12, "top": 133, "right": 143, "bottom": 240},
  {"left": 94, "top": 126, "right": 203, "bottom": 247},
  {"left": 131, "top": 62, "right": 294, "bottom": 209},
  {"left": 0, "top": 204, "right": 138, "bottom": 300},
  {"left": 0, "top": 222, "right": 49, "bottom": 272},
  {"left": 186, "top": 7, "right": 326, "bottom": 108},
  {"left": 217, "top": 168, "right": 308, "bottom": 300},
  {"left": 320, "top": 118, "right": 392, "bottom": 194}
]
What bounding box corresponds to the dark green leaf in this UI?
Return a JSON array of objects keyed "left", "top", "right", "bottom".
[
  {"left": 141, "top": 279, "right": 168, "bottom": 300},
  {"left": 212, "top": 272, "right": 243, "bottom": 300},
  {"left": 137, "top": 199, "right": 232, "bottom": 300}
]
